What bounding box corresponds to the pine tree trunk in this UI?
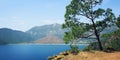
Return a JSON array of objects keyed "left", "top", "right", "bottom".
[{"left": 91, "top": 19, "right": 103, "bottom": 50}]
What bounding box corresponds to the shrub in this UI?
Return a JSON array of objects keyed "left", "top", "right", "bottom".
[
  {"left": 83, "top": 42, "right": 100, "bottom": 51},
  {"left": 70, "top": 45, "right": 79, "bottom": 55},
  {"left": 102, "top": 30, "right": 120, "bottom": 51}
]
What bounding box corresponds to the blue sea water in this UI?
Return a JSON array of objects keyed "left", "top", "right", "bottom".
[{"left": 0, "top": 44, "right": 87, "bottom": 60}]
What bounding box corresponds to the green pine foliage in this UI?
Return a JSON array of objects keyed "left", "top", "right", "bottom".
[
  {"left": 63, "top": 0, "right": 116, "bottom": 51},
  {"left": 116, "top": 15, "right": 120, "bottom": 28}
]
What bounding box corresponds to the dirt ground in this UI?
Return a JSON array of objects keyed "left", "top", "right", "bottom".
[{"left": 62, "top": 51, "right": 120, "bottom": 60}]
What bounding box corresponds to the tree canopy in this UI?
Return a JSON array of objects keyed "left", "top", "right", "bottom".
[
  {"left": 116, "top": 15, "right": 120, "bottom": 28},
  {"left": 62, "top": 0, "right": 116, "bottom": 50}
]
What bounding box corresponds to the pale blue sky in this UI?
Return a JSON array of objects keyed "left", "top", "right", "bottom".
[{"left": 0, "top": 0, "right": 120, "bottom": 31}]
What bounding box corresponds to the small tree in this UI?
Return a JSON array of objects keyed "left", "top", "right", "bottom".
[
  {"left": 63, "top": 0, "right": 116, "bottom": 50},
  {"left": 62, "top": 22, "right": 86, "bottom": 53}
]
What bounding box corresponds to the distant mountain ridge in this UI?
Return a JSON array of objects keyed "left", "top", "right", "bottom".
[
  {"left": 0, "top": 24, "right": 64, "bottom": 44},
  {"left": 26, "top": 23, "right": 64, "bottom": 40},
  {"left": 0, "top": 28, "right": 34, "bottom": 44},
  {"left": 0, "top": 24, "right": 118, "bottom": 44}
]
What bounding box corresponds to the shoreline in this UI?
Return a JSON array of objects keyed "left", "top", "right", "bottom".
[{"left": 6, "top": 43, "right": 89, "bottom": 46}]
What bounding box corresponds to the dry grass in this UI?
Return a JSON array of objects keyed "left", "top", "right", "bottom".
[{"left": 62, "top": 51, "right": 120, "bottom": 60}]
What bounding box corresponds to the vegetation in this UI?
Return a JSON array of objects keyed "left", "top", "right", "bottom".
[
  {"left": 69, "top": 45, "right": 79, "bottom": 54},
  {"left": 116, "top": 15, "right": 120, "bottom": 28},
  {"left": 62, "top": 0, "right": 116, "bottom": 53},
  {"left": 101, "top": 16, "right": 120, "bottom": 51},
  {"left": 83, "top": 42, "right": 99, "bottom": 51},
  {"left": 84, "top": 29, "right": 120, "bottom": 51},
  {"left": 84, "top": 16, "right": 120, "bottom": 51}
]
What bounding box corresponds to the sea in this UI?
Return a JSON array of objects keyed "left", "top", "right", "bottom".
[{"left": 0, "top": 44, "right": 87, "bottom": 60}]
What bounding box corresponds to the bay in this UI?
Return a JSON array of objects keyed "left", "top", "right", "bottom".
[{"left": 0, "top": 44, "right": 87, "bottom": 60}]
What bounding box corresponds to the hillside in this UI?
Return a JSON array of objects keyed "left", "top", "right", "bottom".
[
  {"left": 34, "top": 35, "right": 63, "bottom": 44},
  {"left": 26, "top": 23, "right": 64, "bottom": 40},
  {"left": 62, "top": 51, "right": 120, "bottom": 60},
  {"left": 0, "top": 28, "right": 34, "bottom": 44},
  {"left": 0, "top": 24, "right": 64, "bottom": 44}
]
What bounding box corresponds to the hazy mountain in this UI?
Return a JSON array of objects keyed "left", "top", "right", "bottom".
[
  {"left": 0, "top": 28, "right": 34, "bottom": 44},
  {"left": 0, "top": 24, "right": 64, "bottom": 44},
  {"left": 0, "top": 24, "right": 118, "bottom": 44},
  {"left": 26, "top": 23, "right": 64, "bottom": 40},
  {"left": 34, "top": 35, "right": 63, "bottom": 44},
  {"left": 101, "top": 26, "right": 119, "bottom": 34}
]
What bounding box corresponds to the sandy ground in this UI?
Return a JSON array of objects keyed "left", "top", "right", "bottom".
[{"left": 62, "top": 51, "right": 120, "bottom": 60}]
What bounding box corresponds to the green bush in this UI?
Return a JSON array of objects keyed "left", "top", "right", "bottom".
[
  {"left": 84, "top": 30, "right": 120, "bottom": 51},
  {"left": 70, "top": 45, "right": 79, "bottom": 55},
  {"left": 102, "top": 30, "right": 120, "bottom": 51},
  {"left": 83, "top": 42, "right": 100, "bottom": 51}
]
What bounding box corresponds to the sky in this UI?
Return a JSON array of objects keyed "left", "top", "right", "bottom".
[{"left": 0, "top": 0, "right": 120, "bottom": 32}]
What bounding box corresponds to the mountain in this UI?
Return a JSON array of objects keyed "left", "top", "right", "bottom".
[
  {"left": 26, "top": 23, "right": 64, "bottom": 40},
  {"left": 101, "top": 25, "right": 119, "bottom": 34},
  {"left": 0, "top": 28, "right": 34, "bottom": 44},
  {"left": 34, "top": 35, "right": 63, "bottom": 44},
  {"left": 0, "top": 24, "right": 64, "bottom": 44},
  {"left": 0, "top": 24, "right": 119, "bottom": 44}
]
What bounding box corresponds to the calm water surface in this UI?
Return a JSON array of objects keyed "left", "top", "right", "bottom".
[{"left": 0, "top": 44, "right": 87, "bottom": 60}]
